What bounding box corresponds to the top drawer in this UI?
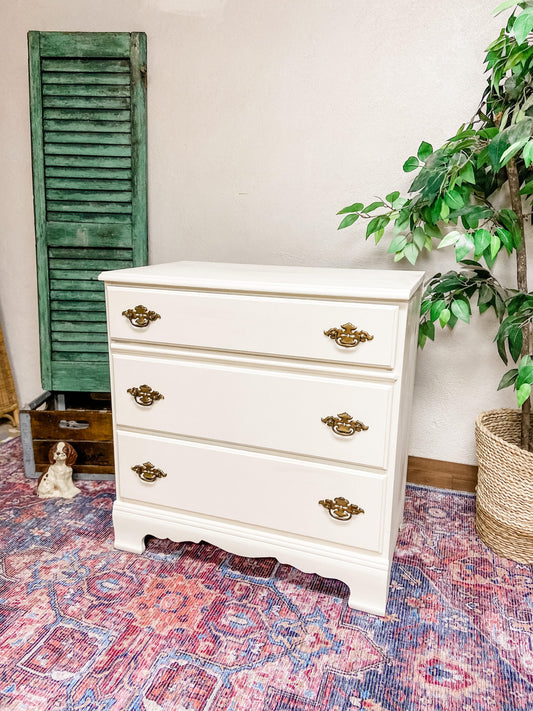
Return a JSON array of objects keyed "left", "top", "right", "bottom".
[{"left": 105, "top": 287, "right": 400, "bottom": 368}]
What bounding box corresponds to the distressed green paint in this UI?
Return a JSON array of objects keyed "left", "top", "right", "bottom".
[
  {"left": 44, "top": 144, "right": 132, "bottom": 157},
  {"left": 46, "top": 178, "right": 132, "bottom": 190},
  {"left": 45, "top": 155, "right": 132, "bottom": 168},
  {"left": 130, "top": 32, "right": 148, "bottom": 267},
  {"left": 44, "top": 121, "right": 131, "bottom": 134},
  {"left": 40, "top": 33, "right": 131, "bottom": 58},
  {"left": 51, "top": 310, "right": 107, "bottom": 322},
  {"left": 42, "top": 72, "right": 131, "bottom": 86},
  {"left": 51, "top": 300, "right": 106, "bottom": 311},
  {"left": 44, "top": 109, "right": 131, "bottom": 121},
  {"left": 42, "top": 58, "right": 130, "bottom": 72},
  {"left": 28, "top": 30, "right": 148, "bottom": 392},
  {"left": 44, "top": 132, "right": 132, "bottom": 145},
  {"left": 47, "top": 213, "right": 132, "bottom": 224},
  {"left": 46, "top": 223, "right": 132, "bottom": 247},
  {"left": 28, "top": 31, "right": 52, "bottom": 389}
]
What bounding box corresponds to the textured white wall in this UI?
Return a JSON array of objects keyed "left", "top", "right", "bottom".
[{"left": 0, "top": 0, "right": 522, "bottom": 463}]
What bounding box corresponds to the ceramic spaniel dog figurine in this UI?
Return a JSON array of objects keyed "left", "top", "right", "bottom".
[{"left": 37, "top": 441, "right": 80, "bottom": 499}]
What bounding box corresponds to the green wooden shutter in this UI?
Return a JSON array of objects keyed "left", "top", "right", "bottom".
[{"left": 28, "top": 31, "right": 147, "bottom": 392}]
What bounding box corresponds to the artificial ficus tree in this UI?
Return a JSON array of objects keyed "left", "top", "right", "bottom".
[{"left": 338, "top": 0, "right": 533, "bottom": 450}]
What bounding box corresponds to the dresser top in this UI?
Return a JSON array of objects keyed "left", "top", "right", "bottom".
[{"left": 99, "top": 261, "right": 424, "bottom": 300}]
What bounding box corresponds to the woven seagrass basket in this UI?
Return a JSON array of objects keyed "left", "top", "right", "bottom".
[{"left": 475, "top": 409, "right": 533, "bottom": 563}]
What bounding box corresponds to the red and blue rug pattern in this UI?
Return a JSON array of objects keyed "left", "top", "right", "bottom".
[{"left": 0, "top": 437, "right": 532, "bottom": 710}]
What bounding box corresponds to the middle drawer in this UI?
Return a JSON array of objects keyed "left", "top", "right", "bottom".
[{"left": 112, "top": 353, "right": 393, "bottom": 469}]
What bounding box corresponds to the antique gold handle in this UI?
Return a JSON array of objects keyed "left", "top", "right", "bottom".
[
  {"left": 321, "top": 412, "right": 368, "bottom": 436},
  {"left": 122, "top": 305, "right": 161, "bottom": 328},
  {"left": 132, "top": 461, "right": 167, "bottom": 483},
  {"left": 324, "top": 322, "right": 373, "bottom": 348},
  {"left": 127, "top": 385, "right": 164, "bottom": 407},
  {"left": 319, "top": 497, "right": 364, "bottom": 521}
]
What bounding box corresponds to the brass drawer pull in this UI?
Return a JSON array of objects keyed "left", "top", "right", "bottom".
[
  {"left": 319, "top": 497, "right": 364, "bottom": 521},
  {"left": 132, "top": 461, "right": 167, "bottom": 483},
  {"left": 122, "top": 305, "right": 161, "bottom": 328},
  {"left": 322, "top": 412, "right": 368, "bottom": 436},
  {"left": 324, "top": 322, "right": 373, "bottom": 348},
  {"left": 127, "top": 385, "right": 164, "bottom": 407}
]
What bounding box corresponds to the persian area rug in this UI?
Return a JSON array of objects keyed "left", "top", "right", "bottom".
[{"left": 0, "top": 439, "right": 532, "bottom": 711}]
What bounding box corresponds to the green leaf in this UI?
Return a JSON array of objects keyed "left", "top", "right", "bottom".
[
  {"left": 496, "top": 227, "right": 513, "bottom": 254},
  {"left": 451, "top": 299, "right": 470, "bottom": 323},
  {"left": 437, "top": 230, "right": 462, "bottom": 249},
  {"left": 430, "top": 299, "right": 447, "bottom": 322},
  {"left": 403, "top": 156, "right": 420, "bottom": 172},
  {"left": 478, "top": 282, "right": 494, "bottom": 306},
  {"left": 517, "top": 382, "right": 531, "bottom": 407},
  {"left": 519, "top": 179, "right": 533, "bottom": 194},
  {"left": 387, "top": 234, "right": 407, "bottom": 254},
  {"left": 404, "top": 242, "right": 419, "bottom": 265},
  {"left": 425, "top": 223, "right": 442, "bottom": 239},
  {"left": 440, "top": 201, "right": 450, "bottom": 220},
  {"left": 424, "top": 320, "right": 435, "bottom": 341},
  {"left": 394, "top": 210, "right": 411, "bottom": 233},
  {"left": 417, "top": 141, "right": 433, "bottom": 161},
  {"left": 497, "top": 369, "right": 518, "bottom": 390},
  {"left": 493, "top": 0, "right": 521, "bottom": 14},
  {"left": 513, "top": 8, "right": 533, "bottom": 45},
  {"left": 439, "top": 307, "right": 451, "bottom": 328},
  {"left": 338, "top": 213, "right": 359, "bottom": 230},
  {"left": 517, "top": 365, "right": 533, "bottom": 389},
  {"left": 444, "top": 190, "right": 464, "bottom": 210},
  {"left": 337, "top": 202, "right": 364, "bottom": 215},
  {"left": 474, "top": 228, "right": 491, "bottom": 257},
  {"left": 363, "top": 201, "right": 385, "bottom": 213},
  {"left": 392, "top": 196, "right": 407, "bottom": 209},
  {"left": 519, "top": 354, "right": 533, "bottom": 370},
  {"left": 455, "top": 233, "right": 474, "bottom": 262},
  {"left": 386, "top": 191, "right": 400, "bottom": 204},
  {"left": 413, "top": 226, "right": 426, "bottom": 250},
  {"left": 523, "top": 140, "right": 533, "bottom": 168},
  {"left": 490, "top": 232, "right": 501, "bottom": 259},
  {"left": 366, "top": 215, "right": 390, "bottom": 239},
  {"left": 459, "top": 162, "right": 475, "bottom": 184},
  {"left": 393, "top": 250, "right": 405, "bottom": 262},
  {"left": 500, "top": 140, "right": 528, "bottom": 167},
  {"left": 420, "top": 299, "right": 432, "bottom": 315},
  {"left": 509, "top": 327, "right": 524, "bottom": 362}
]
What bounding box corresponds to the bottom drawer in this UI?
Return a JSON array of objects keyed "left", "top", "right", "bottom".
[{"left": 116, "top": 430, "right": 386, "bottom": 553}]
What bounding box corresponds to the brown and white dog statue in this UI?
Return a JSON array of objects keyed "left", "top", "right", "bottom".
[{"left": 37, "top": 441, "right": 80, "bottom": 499}]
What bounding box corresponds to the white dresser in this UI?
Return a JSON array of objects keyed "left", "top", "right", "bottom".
[{"left": 99, "top": 262, "right": 424, "bottom": 616}]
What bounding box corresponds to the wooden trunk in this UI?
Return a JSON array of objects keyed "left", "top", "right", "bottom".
[{"left": 21, "top": 392, "right": 114, "bottom": 480}]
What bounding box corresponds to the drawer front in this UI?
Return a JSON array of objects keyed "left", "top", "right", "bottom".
[
  {"left": 106, "top": 287, "right": 399, "bottom": 368},
  {"left": 116, "top": 430, "right": 386, "bottom": 553},
  {"left": 112, "top": 354, "right": 393, "bottom": 469}
]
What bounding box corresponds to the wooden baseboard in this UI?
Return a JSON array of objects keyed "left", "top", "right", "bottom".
[{"left": 407, "top": 456, "right": 477, "bottom": 493}]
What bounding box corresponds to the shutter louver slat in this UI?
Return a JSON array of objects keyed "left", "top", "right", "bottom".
[
  {"left": 42, "top": 72, "right": 131, "bottom": 85},
  {"left": 46, "top": 190, "right": 132, "bottom": 202},
  {"left": 43, "top": 96, "right": 131, "bottom": 109},
  {"left": 44, "top": 109, "right": 131, "bottom": 121},
  {"left": 29, "top": 32, "right": 147, "bottom": 391},
  {"left": 47, "top": 212, "right": 132, "bottom": 224},
  {"left": 45, "top": 155, "right": 131, "bottom": 168},
  {"left": 46, "top": 178, "right": 132, "bottom": 190},
  {"left": 45, "top": 132, "right": 132, "bottom": 144},
  {"left": 41, "top": 58, "right": 131, "bottom": 73},
  {"left": 44, "top": 120, "right": 131, "bottom": 133}
]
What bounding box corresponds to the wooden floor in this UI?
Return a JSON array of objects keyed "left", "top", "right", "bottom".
[{"left": 407, "top": 456, "right": 477, "bottom": 492}]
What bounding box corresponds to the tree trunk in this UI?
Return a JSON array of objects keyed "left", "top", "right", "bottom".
[{"left": 507, "top": 157, "right": 531, "bottom": 450}]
